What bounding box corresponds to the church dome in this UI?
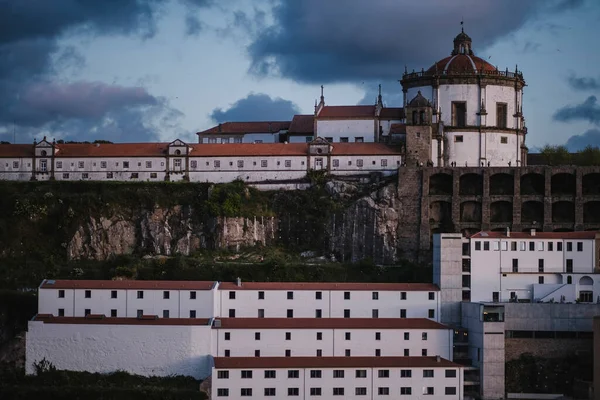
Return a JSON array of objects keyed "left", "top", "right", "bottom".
[
  {"left": 427, "top": 28, "right": 497, "bottom": 75},
  {"left": 408, "top": 91, "right": 430, "bottom": 107}
]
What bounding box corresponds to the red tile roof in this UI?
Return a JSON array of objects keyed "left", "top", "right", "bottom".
[
  {"left": 197, "top": 121, "right": 291, "bottom": 135},
  {"left": 189, "top": 143, "right": 308, "bottom": 156},
  {"left": 214, "top": 356, "right": 460, "bottom": 369},
  {"left": 379, "top": 108, "right": 405, "bottom": 120},
  {"left": 0, "top": 144, "right": 32, "bottom": 157},
  {"left": 214, "top": 318, "right": 449, "bottom": 330},
  {"left": 218, "top": 282, "right": 438, "bottom": 291},
  {"left": 288, "top": 114, "right": 314, "bottom": 134},
  {"left": 330, "top": 143, "right": 402, "bottom": 156},
  {"left": 318, "top": 105, "right": 376, "bottom": 119},
  {"left": 389, "top": 123, "right": 406, "bottom": 134},
  {"left": 32, "top": 315, "right": 211, "bottom": 326},
  {"left": 470, "top": 231, "right": 599, "bottom": 240},
  {"left": 39, "top": 279, "right": 216, "bottom": 290},
  {"left": 428, "top": 54, "right": 497, "bottom": 74}
]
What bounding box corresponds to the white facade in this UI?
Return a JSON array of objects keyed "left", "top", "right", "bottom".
[
  {"left": 316, "top": 120, "right": 376, "bottom": 143},
  {"left": 212, "top": 320, "right": 453, "bottom": 359},
  {"left": 26, "top": 319, "right": 213, "bottom": 379},
  {"left": 212, "top": 357, "right": 463, "bottom": 400},
  {"left": 218, "top": 282, "right": 440, "bottom": 321}
]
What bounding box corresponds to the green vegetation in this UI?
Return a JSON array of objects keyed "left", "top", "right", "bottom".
[
  {"left": 0, "top": 360, "right": 205, "bottom": 400},
  {"left": 538, "top": 144, "right": 600, "bottom": 166},
  {"left": 505, "top": 353, "right": 592, "bottom": 395}
]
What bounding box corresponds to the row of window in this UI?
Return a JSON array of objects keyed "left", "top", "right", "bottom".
[
  {"left": 216, "top": 386, "right": 456, "bottom": 397},
  {"left": 224, "top": 331, "right": 429, "bottom": 342},
  {"left": 221, "top": 348, "right": 432, "bottom": 357},
  {"left": 509, "top": 258, "right": 577, "bottom": 273},
  {"left": 226, "top": 308, "right": 435, "bottom": 319},
  {"left": 454, "top": 135, "right": 508, "bottom": 144},
  {"left": 61, "top": 290, "right": 200, "bottom": 299},
  {"left": 229, "top": 291, "right": 436, "bottom": 301},
  {"left": 474, "top": 240, "right": 583, "bottom": 252},
  {"left": 219, "top": 368, "right": 454, "bottom": 380},
  {"left": 58, "top": 309, "right": 200, "bottom": 318}
]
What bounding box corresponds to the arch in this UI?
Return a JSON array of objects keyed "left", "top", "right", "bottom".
[
  {"left": 430, "top": 201, "right": 452, "bottom": 226},
  {"left": 521, "top": 201, "right": 544, "bottom": 224},
  {"left": 490, "top": 201, "right": 512, "bottom": 223},
  {"left": 460, "top": 201, "right": 482, "bottom": 222},
  {"left": 460, "top": 173, "right": 483, "bottom": 195},
  {"left": 412, "top": 111, "right": 418, "bottom": 125},
  {"left": 419, "top": 111, "right": 426, "bottom": 124},
  {"left": 520, "top": 173, "right": 544, "bottom": 195},
  {"left": 429, "top": 173, "right": 453, "bottom": 195},
  {"left": 584, "top": 201, "right": 600, "bottom": 223},
  {"left": 579, "top": 276, "right": 593, "bottom": 285},
  {"left": 551, "top": 173, "right": 576, "bottom": 195},
  {"left": 583, "top": 173, "right": 600, "bottom": 195},
  {"left": 490, "top": 173, "right": 514, "bottom": 195},
  {"left": 552, "top": 201, "right": 575, "bottom": 223}
]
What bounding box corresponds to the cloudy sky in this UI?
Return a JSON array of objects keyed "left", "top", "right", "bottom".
[{"left": 1, "top": 0, "right": 599, "bottom": 150}]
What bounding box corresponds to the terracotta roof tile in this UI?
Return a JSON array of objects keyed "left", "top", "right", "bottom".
[
  {"left": 39, "top": 279, "right": 216, "bottom": 290},
  {"left": 32, "top": 315, "right": 211, "bottom": 326},
  {"left": 389, "top": 123, "right": 407, "bottom": 134},
  {"left": 0, "top": 144, "right": 32, "bottom": 157},
  {"left": 214, "top": 318, "right": 449, "bottom": 330},
  {"left": 218, "top": 282, "right": 438, "bottom": 291},
  {"left": 214, "top": 356, "right": 461, "bottom": 369},
  {"left": 428, "top": 54, "right": 497, "bottom": 74},
  {"left": 189, "top": 143, "right": 307, "bottom": 156},
  {"left": 318, "top": 105, "right": 376, "bottom": 119},
  {"left": 470, "top": 231, "right": 599, "bottom": 240},
  {"left": 197, "top": 121, "right": 291, "bottom": 135},
  {"left": 288, "top": 114, "right": 314, "bottom": 134},
  {"left": 379, "top": 107, "right": 405, "bottom": 120}
]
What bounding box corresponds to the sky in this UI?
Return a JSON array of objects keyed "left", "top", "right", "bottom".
[{"left": 0, "top": 0, "right": 599, "bottom": 151}]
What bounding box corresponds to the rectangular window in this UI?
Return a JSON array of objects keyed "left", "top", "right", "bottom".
[
  {"left": 217, "top": 370, "right": 229, "bottom": 379},
  {"left": 538, "top": 259, "right": 544, "bottom": 272},
  {"left": 497, "top": 103, "right": 508, "bottom": 128},
  {"left": 257, "top": 291, "right": 264, "bottom": 299},
  {"left": 567, "top": 242, "right": 573, "bottom": 252},
  {"left": 310, "top": 369, "right": 321, "bottom": 378},
  {"left": 537, "top": 242, "right": 544, "bottom": 251},
  {"left": 146, "top": 161, "right": 152, "bottom": 168},
  {"left": 400, "top": 309, "right": 407, "bottom": 318},
  {"left": 316, "top": 349, "right": 322, "bottom": 356},
  {"left": 163, "top": 310, "right": 169, "bottom": 318},
  {"left": 254, "top": 332, "right": 260, "bottom": 340},
  {"left": 345, "top": 349, "right": 351, "bottom": 356},
  {"left": 214, "top": 160, "right": 220, "bottom": 168},
  {"left": 241, "top": 370, "right": 252, "bottom": 379},
  {"left": 510, "top": 241, "right": 517, "bottom": 251},
  {"left": 130, "top": 172, "right": 138, "bottom": 179},
  {"left": 428, "top": 291, "right": 435, "bottom": 300},
  {"left": 404, "top": 349, "right": 409, "bottom": 356},
  {"left": 285, "top": 349, "right": 291, "bottom": 357},
  {"left": 315, "top": 309, "right": 322, "bottom": 318},
  {"left": 422, "top": 332, "right": 428, "bottom": 340},
  {"left": 475, "top": 241, "right": 481, "bottom": 251},
  {"left": 401, "top": 369, "right": 412, "bottom": 378},
  {"left": 217, "top": 388, "right": 229, "bottom": 397},
  {"left": 520, "top": 241, "right": 526, "bottom": 251},
  {"left": 557, "top": 242, "right": 563, "bottom": 251},
  {"left": 163, "top": 291, "right": 170, "bottom": 299},
  {"left": 285, "top": 160, "right": 291, "bottom": 168},
  {"left": 344, "top": 309, "right": 350, "bottom": 318},
  {"left": 190, "top": 291, "right": 196, "bottom": 299},
  {"left": 85, "top": 309, "right": 91, "bottom": 316},
  {"left": 190, "top": 310, "right": 196, "bottom": 318},
  {"left": 375, "top": 349, "right": 381, "bottom": 357},
  {"left": 258, "top": 309, "right": 264, "bottom": 318},
  {"left": 224, "top": 349, "right": 230, "bottom": 357},
  {"left": 287, "top": 291, "right": 293, "bottom": 299},
  {"left": 577, "top": 242, "right": 583, "bottom": 251},
  {"left": 483, "top": 241, "right": 490, "bottom": 251},
  {"left": 287, "top": 309, "right": 293, "bottom": 318},
  {"left": 423, "top": 370, "right": 434, "bottom": 378},
  {"left": 423, "top": 387, "right": 434, "bottom": 395},
  {"left": 512, "top": 259, "right": 519, "bottom": 273},
  {"left": 228, "top": 309, "right": 235, "bottom": 318},
  {"left": 356, "top": 369, "right": 367, "bottom": 378},
  {"left": 378, "top": 387, "right": 389, "bottom": 395},
  {"left": 566, "top": 259, "right": 573, "bottom": 273},
  {"left": 355, "top": 137, "right": 364, "bottom": 143},
  {"left": 422, "top": 349, "right": 428, "bottom": 356},
  {"left": 445, "top": 369, "right": 457, "bottom": 378},
  {"left": 261, "top": 160, "right": 267, "bottom": 168},
  {"left": 229, "top": 291, "right": 235, "bottom": 299},
  {"left": 357, "top": 159, "right": 364, "bottom": 167},
  {"left": 264, "top": 388, "right": 276, "bottom": 397},
  {"left": 381, "top": 159, "right": 388, "bottom": 167},
  {"left": 13, "top": 161, "right": 20, "bottom": 168},
  {"left": 174, "top": 159, "right": 181, "bottom": 168},
  {"left": 62, "top": 173, "right": 70, "bottom": 179},
  {"left": 315, "top": 291, "right": 322, "bottom": 299},
  {"left": 58, "top": 309, "right": 65, "bottom": 317},
  {"left": 428, "top": 309, "right": 435, "bottom": 318},
  {"left": 529, "top": 242, "right": 535, "bottom": 251},
  {"left": 310, "top": 388, "right": 321, "bottom": 396},
  {"left": 501, "top": 136, "right": 508, "bottom": 144},
  {"left": 356, "top": 387, "right": 367, "bottom": 396},
  {"left": 539, "top": 276, "right": 544, "bottom": 284},
  {"left": 548, "top": 242, "right": 554, "bottom": 251},
  {"left": 378, "top": 370, "right": 390, "bottom": 378},
  {"left": 287, "top": 388, "right": 299, "bottom": 396},
  {"left": 106, "top": 172, "right": 113, "bottom": 179},
  {"left": 454, "top": 135, "right": 463, "bottom": 143},
  {"left": 372, "top": 309, "right": 379, "bottom": 318},
  {"left": 340, "top": 137, "right": 349, "bottom": 143},
  {"left": 333, "top": 388, "right": 344, "bottom": 396},
  {"left": 264, "top": 370, "right": 276, "bottom": 378},
  {"left": 332, "top": 159, "right": 339, "bottom": 167},
  {"left": 372, "top": 291, "right": 379, "bottom": 300},
  {"left": 325, "top": 137, "right": 333, "bottom": 143},
  {"left": 445, "top": 387, "right": 457, "bottom": 395},
  {"left": 316, "top": 332, "right": 322, "bottom": 340},
  {"left": 286, "top": 332, "right": 292, "bottom": 341},
  {"left": 333, "top": 370, "right": 344, "bottom": 378},
  {"left": 288, "top": 370, "right": 299, "bottom": 378},
  {"left": 452, "top": 102, "right": 467, "bottom": 127},
  {"left": 400, "top": 387, "right": 412, "bottom": 395},
  {"left": 85, "top": 290, "right": 91, "bottom": 298},
  {"left": 240, "top": 388, "right": 252, "bottom": 397},
  {"left": 78, "top": 161, "right": 84, "bottom": 169},
  {"left": 344, "top": 291, "right": 350, "bottom": 300},
  {"left": 137, "top": 291, "right": 143, "bottom": 299},
  {"left": 401, "top": 292, "right": 407, "bottom": 300},
  {"left": 58, "top": 290, "right": 65, "bottom": 298},
  {"left": 190, "top": 160, "right": 197, "bottom": 169},
  {"left": 81, "top": 172, "right": 89, "bottom": 179},
  {"left": 110, "top": 309, "right": 117, "bottom": 317},
  {"left": 345, "top": 332, "right": 351, "bottom": 340},
  {"left": 150, "top": 172, "right": 157, "bottom": 178},
  {"left": 254, "top": 349, "right": 260, "bottom": 357},
  {"left": 376, "top": 332, "right": 381, "bottom": 340}
]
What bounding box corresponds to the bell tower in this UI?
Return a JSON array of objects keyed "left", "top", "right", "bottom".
[{"left": 405, "top": 91, "right": 433, "bottom": 166}]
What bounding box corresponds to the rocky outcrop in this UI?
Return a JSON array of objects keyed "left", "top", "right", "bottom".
[{"left": 67, "top": 207, "right": 279, "bottom": 261}]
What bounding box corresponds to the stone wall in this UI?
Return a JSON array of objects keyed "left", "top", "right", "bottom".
[{"left": 505, "top": 338, "right": 592, "bottom": 361}]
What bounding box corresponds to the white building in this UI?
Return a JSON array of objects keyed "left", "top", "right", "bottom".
[
  {"left": 217, "top": 281, "right": 440, "bottom": 321},
  {"left": 0, "top": 138, "right": 403, "bottom": 185},
  {"left": 212, "top": 356, "right": 464, "bottom": 400},
  {"left": 400, "top": 28, "right": 527, "bottom": 167},
  {"left": 212, "top": 318, "right": 453, "bottom": 359}
]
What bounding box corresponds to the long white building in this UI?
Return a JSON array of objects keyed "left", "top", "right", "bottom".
[
  {"left": 212, "top": 356, "right": 464, "bottom": 399},
  {"left": 0, "top": 137, "right": 402, "bottom": 185}
]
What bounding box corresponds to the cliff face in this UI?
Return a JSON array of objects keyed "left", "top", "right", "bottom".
[{"left": 67, "top": 208, "right": 278, "bottom": 260}]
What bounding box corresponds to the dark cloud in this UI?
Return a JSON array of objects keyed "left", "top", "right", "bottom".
[
  {"left": 553, "top": 96, "right": 600, "bottom": 126},
  {"left": 565, "top": 129, "right": 600, "bottom": 151},
  {"left": 357, "top": 82, "right": 404, "bottom": 107},
  {"left": 0, "top": 0, "right": 218, "bottom": 143},
  {"left": 567, "top": 74, "right": 600, "bottom": 91},
  {"left": 185, "top": 15, "right": 203, "bottom": 36},
  {"left": 210, "top": 93, "right": 300, "bottom": 123},
  {"left": 246, "top": 0, "right": 586, "bottom": 84}
]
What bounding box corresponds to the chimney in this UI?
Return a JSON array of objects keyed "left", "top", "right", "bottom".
[
  {"left": 506, "top": 227, "right": 510, "bottom": 238},
  {"left": 530, "top": 228, "right": 536, "bottom": 237},
  {"left": 436, "top": 355, "right": 441, "bottom": 363},
  {"left": 236, "top": 277, "right": 242, "bottom": 287}
]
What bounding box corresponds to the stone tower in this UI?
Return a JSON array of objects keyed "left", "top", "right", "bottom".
[{"left": 404, "top": 91, "right": 433, "bottom": 166}]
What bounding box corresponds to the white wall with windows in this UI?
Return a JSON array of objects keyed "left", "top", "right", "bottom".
[
  {"left": 315, "top": 120, "right": 376, "bottom": 143},
  {"left": 211, "top": 358, "right": 463, "bottom": 400}
]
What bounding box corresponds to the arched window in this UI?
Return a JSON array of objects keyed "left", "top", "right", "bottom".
[
  {"left": 41, "top": 150, "right": 47, "bottom": 156},
  {"left": 579, "top": 276, "right": 593, "bottom": 285},
  {"left": 419, "top": 111, "right": 426, "bottom": 125},
  {"left": 412, "top": 111, "right": 418, "bottom": 125},
  {"left": 175, "top": 149, "right": 181, "bottom": 155}
]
